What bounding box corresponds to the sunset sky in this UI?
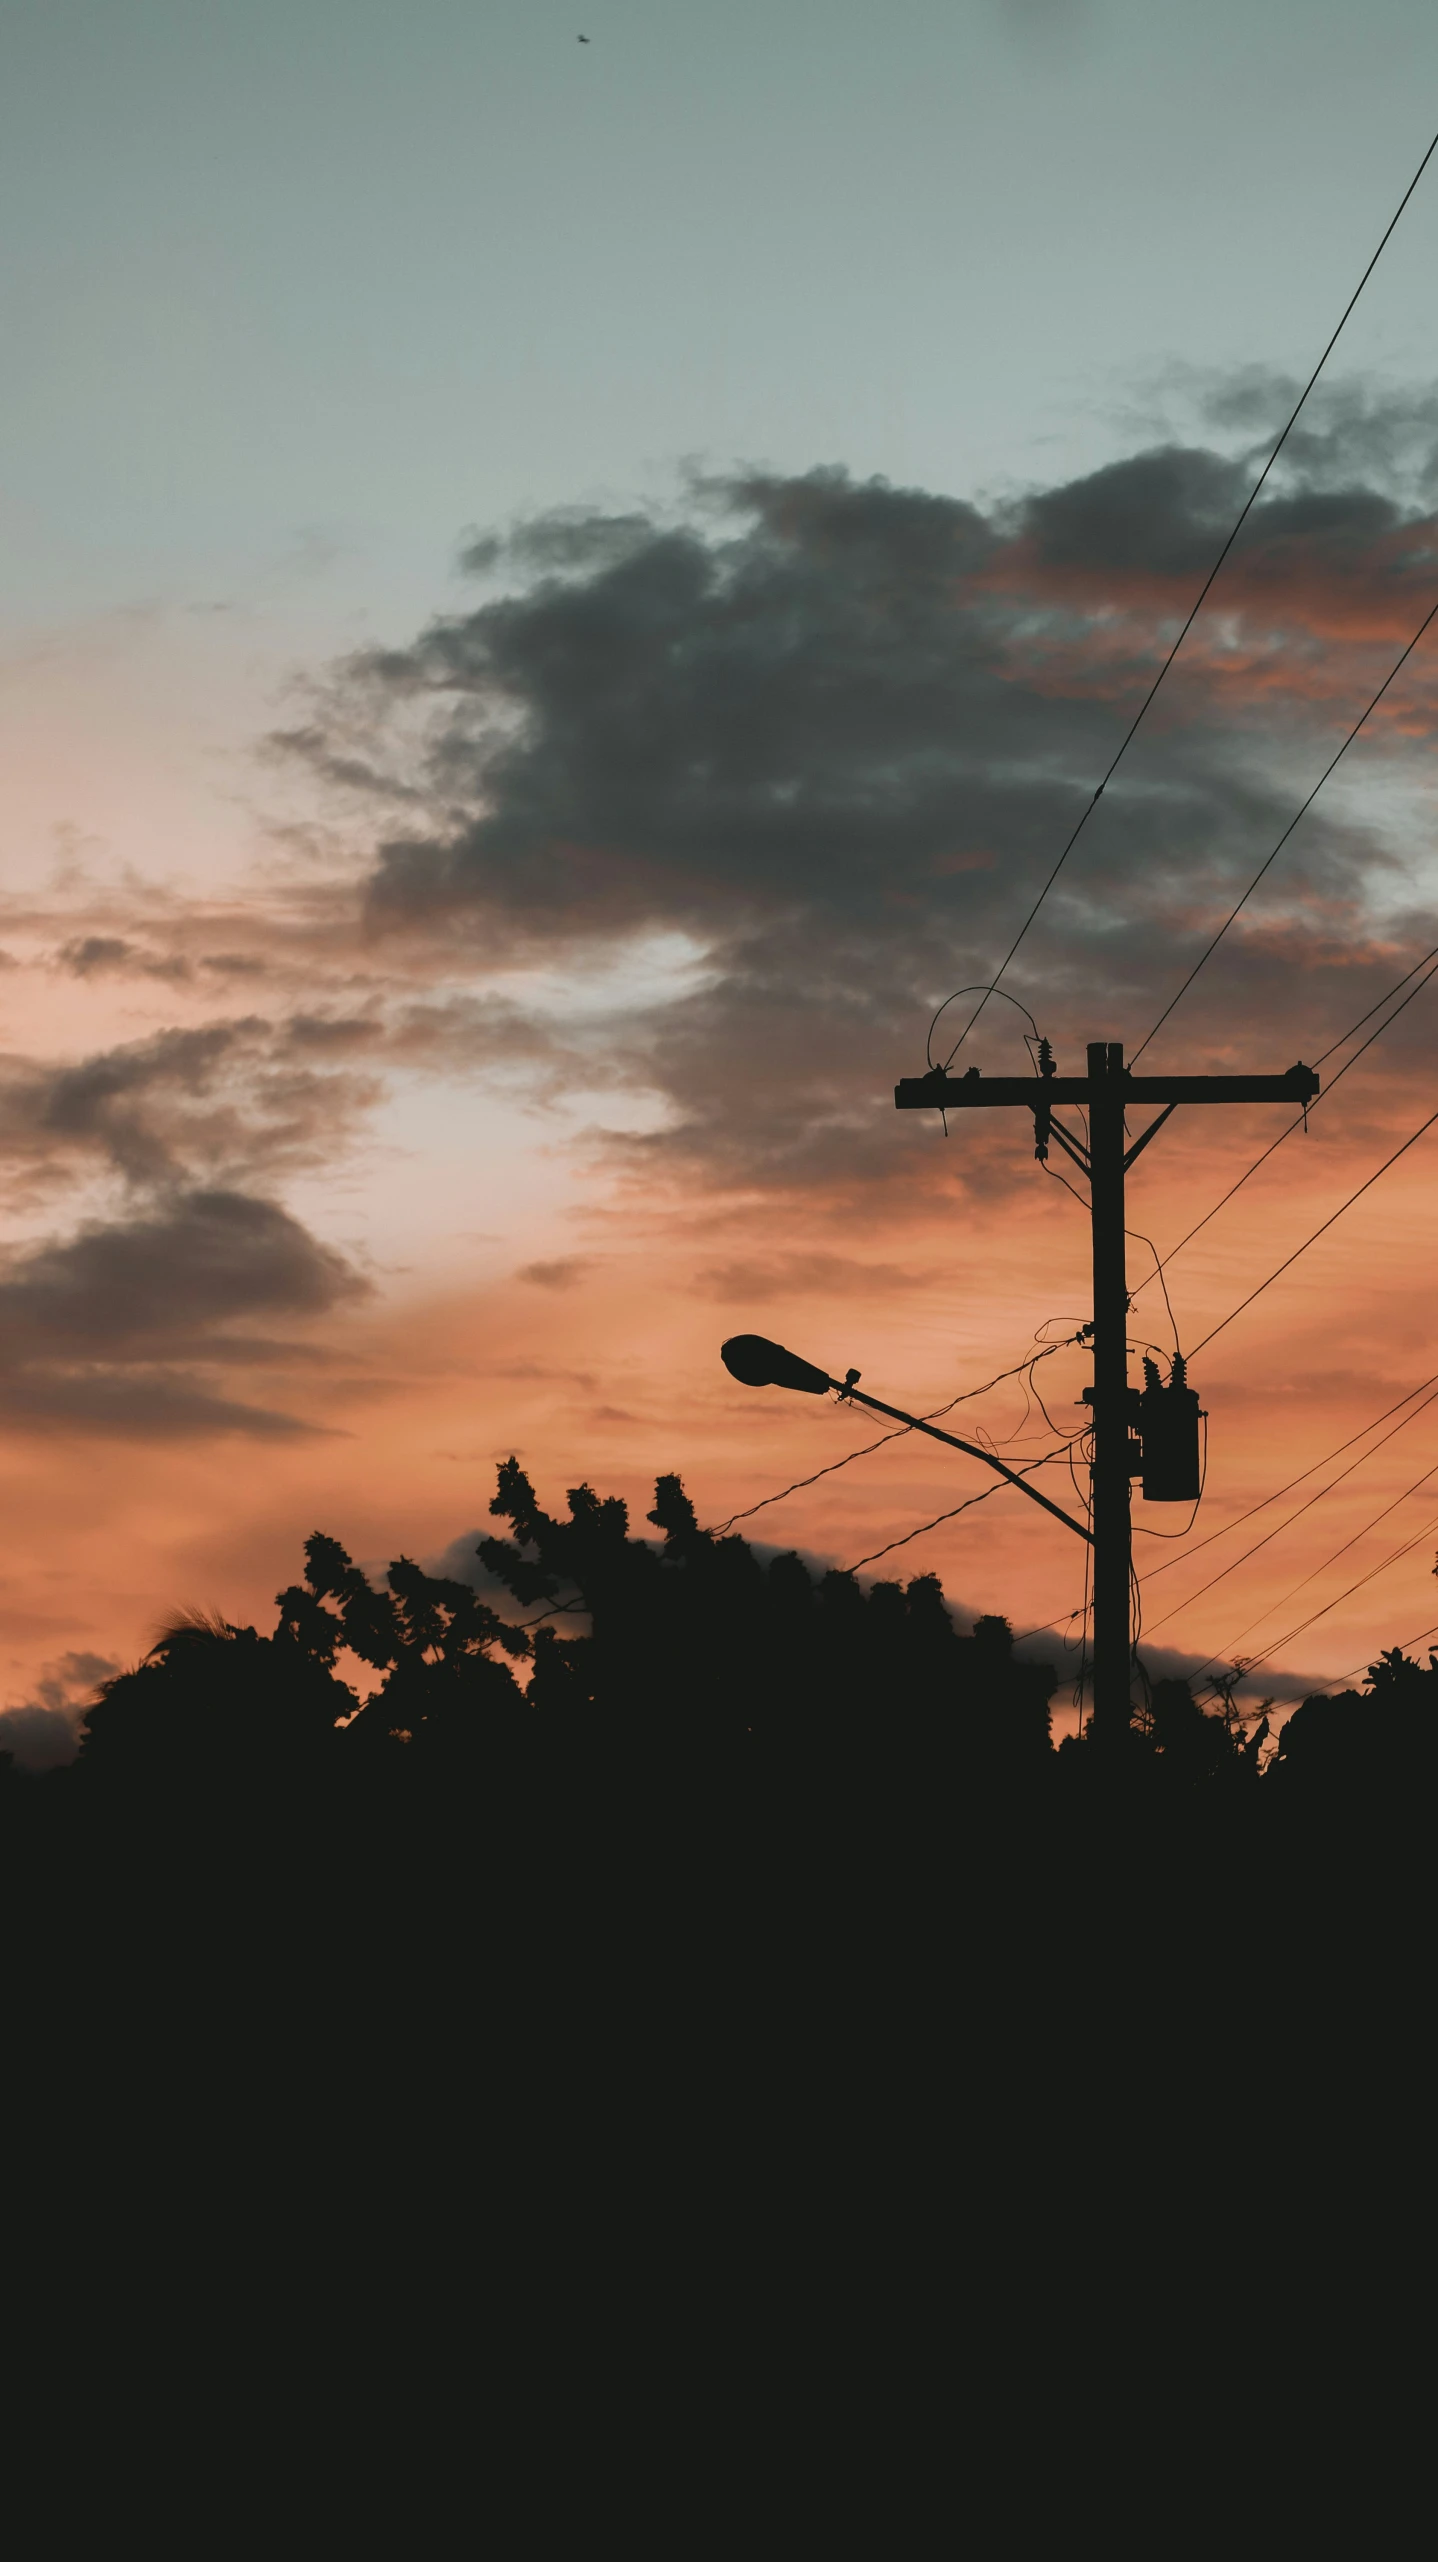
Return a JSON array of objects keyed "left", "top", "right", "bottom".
[{"left": 7, "top": 0, "right": 1438, "bottom": 1758}]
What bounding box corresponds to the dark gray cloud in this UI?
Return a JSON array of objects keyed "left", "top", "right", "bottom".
[
  {"left": 326, "top": 443, "right": 1436, "bottom": 944},
  {"left": 518, "top": 1256, "right": 592, "bottom": 1289},
  {"left": 0, "top": 1008, "right": 403, "bottom": 1239},
  {"left": 0, "top": 994, "right": 394, "bottom": 1437},
  {"left": 0, "top": 1190, "right": 364, "bottom": 1438},
  {"left": 693, "top": 1252, "right": 939, "bottom": 1299},
  {"left": 0, "top": 1188, "right": 361, "bottom": 1353},
  {"left": 57, "top": 934, "right": 192, "bottom": 983},
  {"left": 0, "top": 981, "right": 577, "bottom": 1439},
  {"left": 0, "top": 1369, "right": 341, "bottom": 1438},
  {"left": 0, "top": 994, "right": 575, "bottom": 1211},
  {"left": 58, "top": 936, "right": 139, "bottom": 976},
  {"left": 4, "top": 385, "right": 1433, "bottom": 1455},
  {"left": 278, "top": 404, "right": 1438, "bottom": 1189}
]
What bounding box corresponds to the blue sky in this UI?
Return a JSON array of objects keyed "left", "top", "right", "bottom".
[{"left": 6, "top": 0, "right": 1438, "bottom": 633}]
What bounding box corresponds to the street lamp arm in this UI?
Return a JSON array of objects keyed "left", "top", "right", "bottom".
[
  {"left": 718, "top": 1333, "right": 1093, "bottom": 1543},
  {"left": 832, "top": 1379, "right": 1094, "bottom": 1544}
]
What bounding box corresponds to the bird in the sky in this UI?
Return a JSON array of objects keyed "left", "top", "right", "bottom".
[{"left": 578, "top": 31, "right": 589, "bottom": 38}]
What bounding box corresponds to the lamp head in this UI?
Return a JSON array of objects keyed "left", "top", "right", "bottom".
[{"left": 720, "top": 1334, "right": 833, "bottom": 1396}]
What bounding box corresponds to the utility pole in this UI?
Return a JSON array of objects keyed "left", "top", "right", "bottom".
[{"left": 896, "top": 1041, "right": 1318, "bottom": 1744}]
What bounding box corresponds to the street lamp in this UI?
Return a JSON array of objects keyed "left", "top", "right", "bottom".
[
  {"left": 720, "top": 1335, "right": 1092, "bottom": 1544},
  {"left": 720, "top": 1333, "right": 833, "bottom": 1395}
]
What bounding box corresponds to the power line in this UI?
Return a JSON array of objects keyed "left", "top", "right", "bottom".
[
  {"left": 928, "top": 984, "right": 1037, "bottom": 1074},
  {"left": 1311, "top": 1616, "right": 1438, "bottom": 1693},
  {"left": 1197, "top": 1501, "right": 1438, "bottom": 1687},
  {"left": 1016, "top": 1361, "right": 1438, "bottom": 1645},
  {"left": 946, "top": 118, "right": 1438, "bottom": 1061},
  {"left": 1143, "top": 1365, "right": 1438, "bottom": 1578},
  {"left": 842, "top": 1441, "right": 1074, "bottom": 1574},
  {"left": 1189, "top": 1100, "right": 1438, "bottom": 1355},
  {"left": 1127, "top": 1225, "right": 1180, "bottom": 1356},
  {"left": 705, "top": 1422, "right": 910, "bottom": 1536},
  {"left": 1018, "top": 1104, "right": 1438, "bottom": 1666},
  {"left": 1140, "top": 1379, "right": 1438, "bottom": 1634},
  {"left": 703, "top": 1330, "right": 1088, "bottom": 1536},
  {"left": 1192, "top": 1450, "right": 1438, "bottom": 1666},
  {"left": 1110, "top": 940, "right": 1438, "bottom": 1662},
  {"left": 1130, "top": 943, "right": 1438, "bottom": 1302},
  {"left": 1130, "top": 589, "right": 1438, "bottom": 1061},
  {"left": 1314, "top": 935, "right": 1438, "bottom": 1066}
]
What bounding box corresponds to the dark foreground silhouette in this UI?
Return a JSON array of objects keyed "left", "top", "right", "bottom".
[
  {"left": 6, "top": 1456, "right": 1431, "bottom": 1813},
  {"left": 7, "top": 1463, "right": 1429, "bottom": 2183}
]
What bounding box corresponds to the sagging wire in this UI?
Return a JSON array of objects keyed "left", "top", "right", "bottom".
[
  {"left": 1006, "top": 1325, "right": 1094, "bottom": 1455},
  {"left": 512, "top": 1593, "right": 586, "bottom": 1629},
  {"left": 953, "top": 93, "right": 1438, "bottom": 1069},
  {"left": 1026, "top": 1363, "right": 1070, "bottom": 1443},
  {"left": 1126, "top": 1226, "right": 1181, "bottom": 1360},
  {"left": 1190, "top": 1099, "right": 1438, "bottom": 1355},
  {"left": 1066, "top": 1421, "right": 1095, "bottom": 1517},
  {"left": 1310, "top": 1615, "right": 1438, "bottom": 1695},
  {"left": 1192, "top": 1461, "right": 1438, "bottom": 1673},
  {"left": 840, "top": 1440, "right": 1074, "bottom": 1575},
  {"left": 1130, "top": 1556, "right": 1150, "bottom": 1724},
  {"left": 1130, "top": 586, "right": 1438, "bottom": 1064},
  {"left": 1314, "top": 938, "right": 1438, "bottom": 1067},
  {"left": 1073, "top": 1485, "right": 1094, "bottom": 1735},
  {"left": 1130, "top": 944, "right": 1438, "bottom": 1309},
  {"left": 1039, "top": 1158, "right": 1091, "bottom": 1216},
  {"left": 1191, "top": 1500, "right": 1438, "bottom": 1694},
  {"left": 705, "top": 1421, "right": 912, "bottom": 1536},
  {"left": 1037, "top": 1129, "right": 1189, "bottom": 1379},
  {"left": 1009, "top": 1361, "right": 1039, "bottom": 1448},
  {"left": 926, "top": 983, "right": 1039, "bottom": 1074}
]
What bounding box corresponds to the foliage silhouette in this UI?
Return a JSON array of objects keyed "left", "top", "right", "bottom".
[
  {"left": 78, "top": 1607, "right": 354, "bottom": 1787},
  {"left": 7, "top": 1453, "right": 1427, "bottom": 1815},
  {"left": 1268, "top": 1645, "right": 1438, "bottom": 1793},
  {"left": 478, "top": 1459, "right": 1058, "bottom": 1773}
]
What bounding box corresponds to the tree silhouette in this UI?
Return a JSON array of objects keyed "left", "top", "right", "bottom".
[
  {"left": 39, "top": 1453, "right": 1438, "bottom": 1814},
  {"left": 478, "top": 1456, "right": 1057, "bottom": 1773},
  {"left": 79, "top": 1606, "right": 355, "bottom": 1787},
  {"left": 278, "top": 1533, "right": 532, "bottom": 1761},
  {"left": 1271, "top": 1647, "right": 1438, "bottom": 1791}
]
